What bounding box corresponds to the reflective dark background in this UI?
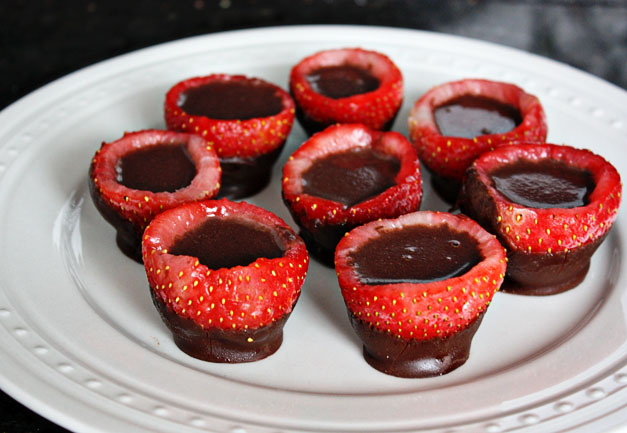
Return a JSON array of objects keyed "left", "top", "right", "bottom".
[{"left": 1, "top": 0, "right": 626, "bottom": 431}]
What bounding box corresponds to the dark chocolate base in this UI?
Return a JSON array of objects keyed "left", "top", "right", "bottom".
[
  {"left": 151, "top": 288, "right": 287, "bottom": 363},
  {"left": 349, "top": 313, "right": 484, "bottom": 378},
  {"left": 294, "top": 105, "right": 399, "bottom": 136},
  {"left": 218, "top": 145, "right": 284, "bottom": 199},
  {"left": 88, "top": 175, "right": 144, "bottom": 263},
  {"left": 431, "top": 173, "right": 462, "bottom": 205},
  {"left": 115, "top": 229, "right": 143, "bottom": 263},
  {"left": 500, "top": 239, "right": 603, "bottom": 295},
  {"left": 500, "top": 262, "right": 589, "bottom": 296},
  {"left": 296, "top": 221, "right": 352, "bottom": 268}
]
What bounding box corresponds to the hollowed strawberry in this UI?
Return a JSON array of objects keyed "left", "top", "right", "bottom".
[
  {"left": 335, "top": 211, "right": 506, "bottom": 378},
  {"left": 281, "top": 123, "right": 422, "bottom": 266},
  {"left": 408, "top": 78, "right": 547, "bottom": 202},
  {"left": 142, "top": 199, "right": 309, "bottom": 363},
  {"left": 88, "top": 129, "right": 221, "bottom": 262},
  {"left": 164, "top": 74, "right": 295, "bottom": 198},
  {"left": 289, "top": 48, "right": 403, "bottom": 135},
  {"left": 459, "top": 143, "right": 621, "bottom": 295}
]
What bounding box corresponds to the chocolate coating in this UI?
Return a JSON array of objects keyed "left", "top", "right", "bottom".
[
  {"left": 295, "top": 108, "right": 398, "bottom": 137},
  {"left": 348, "top": 224, "right": 482, "bottom": 285},
  {"left": 460, "top": 163, "right": 603, "bottom": 295},
  {"left": 349, "top": 313, "right": 484, "bottom": 378},
  {"left": 88, "top": 178, "right": 144, "bottom": 262},
  {"left": 151, "top": 289, "right": 288, "bottom": 363},
  {"left": 307, "top": 64, "right": 380, "bottom": 99},
  {"left": 434, "top": 95, "right": 522, "bottom": 139},
  {"left": 117, "top": 143, "right": 196, "bottom": 193},
  {"left": 169, "top": 217, "right": 286, "bottom": 270},
  {"left": 218, "top": 145, "right": 284, "bottom": 199},
  {"left": 179, "top": 80, "right": 284, "bottom": 120},
  {"left": 301, "top": 148, "right": 400, "bottom": 208},
  {"left": 297, "top": 224, "right": 350, "bottom": 267},
  {"left": 490, "top": 159, "right": 594, "bottom": 209}
]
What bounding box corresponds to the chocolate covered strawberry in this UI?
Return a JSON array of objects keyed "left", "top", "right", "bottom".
[
  {"left": 335, "top": 211, "right": 506, "bottom": 378},
  {"left": 165, "top": 74, "right": 295, "bottom": 198},
  {"left": 282, "top": 123, "right": 422, "bottom": 265},
  {"left": 459, "top": 143, "right": 621, "bottom": 295},
  {"left": 289, "top": 48, "right": 403, "bottom": 135},
  {"left": 408, "top": 78, "right": 547, "bottom": 202},
  {"left": 89, "top": 129, "right": 221, "bottom": 262},
  {"left": 142, "top": 199, "right": 309, "bottom": 363}
]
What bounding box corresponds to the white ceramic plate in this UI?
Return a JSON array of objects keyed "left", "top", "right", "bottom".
[{"left": 1, "top": 25, "right": 626, "bottom": 433}]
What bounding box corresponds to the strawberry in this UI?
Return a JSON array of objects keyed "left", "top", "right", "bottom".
[
  {"left": 164, "top": 74, "right": 295, "bottom": 198},
  {"left": 281, "top": 123, "right": 422, "bottom": 265},
  {"left": 88, "top": 129, "right": 221, "bottom": 262},
  {"left": 459, "top": 143, "right": 621, "bottom": 295},
  {"left": 335, "top": 211, "right": 506, "bottom": 377},
  {"left": 408, "top": 78, "right": 547, "bottom": 202},
  {"left": 289, "top": 48, "right": 403, "bottom": 135},
  {"left": 142, "top": 199, "right": 309, "bottom": 363}
]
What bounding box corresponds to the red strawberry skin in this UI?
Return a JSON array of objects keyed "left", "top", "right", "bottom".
[
  {"left": 142, "top": 199, "right": 309, "bottom": 336},
  {"left": 282, "top": 123, "right": 422, "bottom": 264},
  {"left": 335, "top": 211, "right": 506, "bottom": 341},
  {"left": 408, "top": 79, "right": 547, "bottom": 201},
  {"left": 290, "top": 48, "right": 403, "bottom": 135},
  {"left": 459, "top": 143, "right": 621, "bottom": 295},
  {"left": 89, "top": 129, "right": 221, "bottom": 261},
  {"left": 164, "top": 74, "right": 295, "bottom": 159}
]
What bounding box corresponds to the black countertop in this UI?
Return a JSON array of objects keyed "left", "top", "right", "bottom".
[{"left": 1, "top": 1, "right": 626, "bottom": 432}]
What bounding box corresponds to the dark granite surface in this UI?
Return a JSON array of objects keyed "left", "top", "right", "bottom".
[{"left": 1, "top": 0, "right": 626, "bottom": 431}]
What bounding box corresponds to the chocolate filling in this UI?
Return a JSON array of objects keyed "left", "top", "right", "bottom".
[
  {"left": 179, "top": 80, "right": 284, "bottom": 120},
  {"left": 306, "top": 64, "right": 380, "bottom": 99},
  {"left": 301, "top": 147, "right": 400, "bottom": 207},
  {"left": 348, "top": 224, "right": 483, "bottom": 285},
  {"left": 490, "top": 159, "right": 595, "bottom": 209},
  {"left": 169, "top": 217, "right": 286, "bottom": 270},
  {"left": 116, "top": 143, "right": 196, "bottom": 193},
  {"left": 434, "top": 95, "right": 522, "bottom": 138}
]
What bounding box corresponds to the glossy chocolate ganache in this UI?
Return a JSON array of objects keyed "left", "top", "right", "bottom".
[
  {"left": 179, "top": 80, "right": 284, "bottom": 120},
  {"left": 306, "top": 64, "right": 380, "bottom": 99},
  {"left": 434, "top": 95, "right": 522, "bottom": 139},
  {"left": 490, "top": 158, "right": 595, "bottom": 209},
  {"left": 301, "top": 147, "right": 400, "bottom": 208},
  {"left": 347, "top": 224, "right": 485, "bottom": 377},
  {"left": 117, "top": 143, "right": 196, "bottom": 193},
  {"left": 169, "top": 217, "right": 286, "bottom": 269},
  {"left": 349, "top": 224, "right": 482, "bottom": 285},
  {"left": 153, "top": 217, "right": 290, "bottom": 363}
]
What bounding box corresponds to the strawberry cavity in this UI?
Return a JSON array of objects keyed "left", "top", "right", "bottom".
[
  {"left": 88, "top": 129, "right": 221, "bottom": 262},
  {"left": 282, "top": 123, "right": 422, "bottom": 265},
  {"left": 290, "top": 48, "right": 403, "bottom": 135},
  {"left": 142, "top": 199, "right": 309, "bottom": 362},
  {"left": 408, "top": 78, "right": 547, "bottom": 202}
]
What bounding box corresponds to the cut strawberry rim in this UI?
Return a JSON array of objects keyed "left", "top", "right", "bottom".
[
  {"left": 459, "top": 143, "right": 622, "bottom": 295},
  {"left": 142, "top": 199, "right": 309, "bottom": 362},
  {"left": 282, "top": 123, "right": 422, "bottom": 265},
  {"left": 88, "top": 129, "right": 221, "bottom": 262},
  {"left": 335, "top": 211, "right": 506, "bottom": 377},
  {"left": 408, "top": 78, "right": 547, "bottom": 202},
  {"left": 164, "top": 74, "right": 295, "bottom": 198},
  {"left": 289, "top": 48, "right": 404, "bottom": 135}
]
